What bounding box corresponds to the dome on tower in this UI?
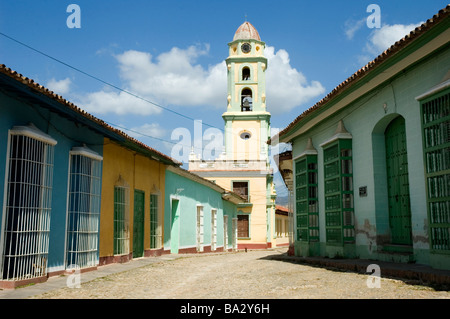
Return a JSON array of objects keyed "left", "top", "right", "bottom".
[{"left": 233, "top": 21, "right": 261, "bottom": 41}]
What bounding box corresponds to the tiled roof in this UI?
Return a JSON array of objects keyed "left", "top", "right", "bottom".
[
  {"left": 276, "top": 205, "right": 289, "bottom": 213},
  {"left": 270, "top": 4, "right": 450, "bottom": 144},
  {"left": 233, "top": 21, "right": 261, "bottom": 41},
  {"left": 0, "top": 64, "right": 181, "bottom": 166}
]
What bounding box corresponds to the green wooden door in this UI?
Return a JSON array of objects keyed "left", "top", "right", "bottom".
[
  {"left": 133, "top": 190, "right": 145, "bottom": 258},
  {"left": 385, "top": 117, "right": 413, "bottom": 245}
]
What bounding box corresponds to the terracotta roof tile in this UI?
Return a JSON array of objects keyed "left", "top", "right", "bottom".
[{"left": 0, "top": 64, "right": 181, "bottom": 166}]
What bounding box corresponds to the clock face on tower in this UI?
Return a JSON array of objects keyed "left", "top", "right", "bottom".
[{"left": 241, "top": 43, "right": 251, "bottom": 53}]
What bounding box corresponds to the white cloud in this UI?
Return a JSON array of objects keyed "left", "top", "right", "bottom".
[
  {"left": 118, "top": 46, "right": 227, "bottom": 108},
  {"left": 264, "top": 46, "right": 325, "bottom": 115},
  {"left": 47, "top": 77, "right": 72, "bottom": 95},
  {"left": 82, "top": 44, "right": 324, "bottom": 116},
  {"left": 344, "top": 18, "right": 366, "bottom": 40},
  {"left": 365, "top": 22, "right": 423, "bottom": 56},
  {"left": 128, "top": 123, "right": 166, "bottom": 139},
  {"left": 83, "top": 89, "right": 162, "bottom": 115}
]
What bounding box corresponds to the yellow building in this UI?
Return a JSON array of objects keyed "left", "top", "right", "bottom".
[
  {"left": 99, "top": 137, "right": 178, "bottom": 265},
  {"left": 189, "top": 21, "right": 277, "bottom": 249},
  {"left": 275, "top": 206, "right": 290, "bottom": 247}
]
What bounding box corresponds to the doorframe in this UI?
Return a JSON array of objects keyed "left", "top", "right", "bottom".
[
  {"left": 372, "top": 114, "right": 414, "bottom": 252},
  {"left": 170, "top": 196, "right": 180, "bottom": 254},
  {"left": 384, "top": 115, "right": 413, "bottom": 248}
]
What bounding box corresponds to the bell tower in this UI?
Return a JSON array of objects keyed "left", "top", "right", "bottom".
[
  {"left": 223, "top": 21, "right": 271, "bottom": 162},
  {"left": 189, "top": 21, "right": 277, "bottom": 250}
]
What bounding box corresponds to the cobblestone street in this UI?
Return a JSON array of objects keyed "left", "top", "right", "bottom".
[{"left": 28, "top": 249, "right": 450, "bottom": 299}]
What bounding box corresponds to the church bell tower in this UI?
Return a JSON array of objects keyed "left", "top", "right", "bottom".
[
  {"left": 189, "top": 21, "right": 276, "bottom": 250},
  {"left": 223, "top": 21, "right": 271, "bottom": 162}
]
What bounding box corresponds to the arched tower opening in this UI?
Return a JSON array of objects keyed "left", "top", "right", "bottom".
[{"left": 241, "top": 88, "right": 253, "bottom": 111}]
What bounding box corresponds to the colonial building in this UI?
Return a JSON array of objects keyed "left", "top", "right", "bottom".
[
  {"left": 164, "top": 165, "right": 244, "bottom": 254},
  {"left": 0, "top": 64, "right": 109, "bottom": 288},
  {"left": 98, "top": 137, "right": 177, "bottom": 265},
  {"left": 189, "top": 21, "right": 277, "bottom": 249},
  {"left": 271, "top": 6, "right": 450, "bottom": 270}
]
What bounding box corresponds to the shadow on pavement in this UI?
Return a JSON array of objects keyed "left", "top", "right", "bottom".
[{"left": 258, "top": 250, "right": 450, "bottom": 292}]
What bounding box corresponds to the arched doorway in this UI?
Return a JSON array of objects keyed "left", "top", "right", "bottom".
[{"left": 384, "top": 116, "right": 413, "bottom": 246}]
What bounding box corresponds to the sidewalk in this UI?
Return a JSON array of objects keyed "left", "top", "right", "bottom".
[{"left": 0, "top": 254, "right": 181, "bottom": 299}]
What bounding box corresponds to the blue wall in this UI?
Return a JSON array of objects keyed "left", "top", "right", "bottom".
[{"left": 0, "top": 91, "right": 104, "bottom": 274}]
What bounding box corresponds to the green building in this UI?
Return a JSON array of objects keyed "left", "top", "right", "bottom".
[
  {"left": 271, "top": 6, "right": 450, "bottom": 270},
  {"left": 164, "top": 165, "right": 244, "bottom": 254}
]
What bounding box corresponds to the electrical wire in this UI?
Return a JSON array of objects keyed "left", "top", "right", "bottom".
[
  {"left": 0, "top": 31, "right": 279, "bottom": 156},
  {"left": 0, "top": 31, "right": 222, "bottom": 131}
]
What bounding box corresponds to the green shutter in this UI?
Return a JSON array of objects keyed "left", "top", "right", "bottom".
[
  {"left": 421, "top": 90, "right": 450, "bottom": 252},
  {"left": 323, "top": 139, "right": 355, "bottom": 244},
  {"left": 295, "top": 155, "right": 319, "bottom": 242}
]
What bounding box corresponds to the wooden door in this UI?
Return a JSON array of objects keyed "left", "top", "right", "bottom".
[
  {"left": 133, "top": 190, "right": 145, "bottom": 258},
  {"left": 385, "top": 117, "right": 413, "bottom": 245}
]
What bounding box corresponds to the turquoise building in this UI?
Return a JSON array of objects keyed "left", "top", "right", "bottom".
[
  {"left": 164, "top": 166, "right": 244, "bottom": 254},
  {"left": 271, "top": 7, "right": 450, "bottom": 270}
]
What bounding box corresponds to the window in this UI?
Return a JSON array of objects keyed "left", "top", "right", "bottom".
[
  {"left": 237, "top": 214, "right": 249, "bottom": 238},
  {"left": 420, "top": 90, "right": 450, "bottom": 251},
  {"left": 233, "top": 181, "right": 249, "bottom": 202},
  {"left": 113, "top": 177, "right": 130, "bottom": 255},
  {"left": 322, "top": 139, "right": 355, "bottom": 244},
  {"left": 196, "top": 206, "right": 204, "bottom": 252},
  {"left": 295, "top": 154, "right": 319, "bottom": 242},
  {"left": 150, "top": 194, "right": 160, "bottom": 249},
  {"left": 1, "top": 125, "right": 56, "bottom": 281},
  {"left": 232, "top": 218, "right": 238, "bottom": 250},
  {"left": 242, "top": 67, "right": 250, "bottom": 81},
  {"left": 223, "top": 215, "right": 229, "bottom": 250},
  {"left": 240, "top": 131, "right": 252, "bottom": 140},
  {"left": 66, "top": 147, "right": 103, "bottom": 269},
  {"left": 211, "top": 209, "right": 217, "bottom": 251}
]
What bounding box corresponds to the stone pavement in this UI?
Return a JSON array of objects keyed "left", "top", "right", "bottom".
[
  {"left": 0, "top": 254, "right": 181, "bottom": 299},
  {"left": 0, "top": 248, "right": 449, "bottom": 299},
  {"left": 265, "top": 253, "right": 450, "bottom": 288}
]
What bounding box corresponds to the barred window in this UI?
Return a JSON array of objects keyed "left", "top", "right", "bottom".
[
  {"left": 421, "top": 90, "right": 450, "bottom": 251},
  {"left": 1, "top": 125, "right": 56, "bottom": 281},
  {"left": 322, "top": 138, "right": 355, "bottom": 244},
  {"left": 66, "top": 146, "right": 102, "bottom": 269},
  {"left": 295, "top": 154, "right": 319, "bottom": 242},
  {"left": 149, "top": 194, "right": 160, "bottom": 249},
  {"left": 113, "top": 177, "right": 130, "bottom": 255}
]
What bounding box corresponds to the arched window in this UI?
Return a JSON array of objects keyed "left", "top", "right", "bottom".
[
  {"left": 241, "top": 88, "right": 252, "bottom": 112},
  {"left": 242, "top": 67, "right": 250, "bottom": 81}
]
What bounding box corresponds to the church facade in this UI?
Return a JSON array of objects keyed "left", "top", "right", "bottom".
[{"left": 189, "top": 22, "right": 277, "bottom": 249}]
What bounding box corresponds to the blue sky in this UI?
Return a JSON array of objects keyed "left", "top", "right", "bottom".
[{"left": 0, "top": 0, "right": 448, "bottom": 199}]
